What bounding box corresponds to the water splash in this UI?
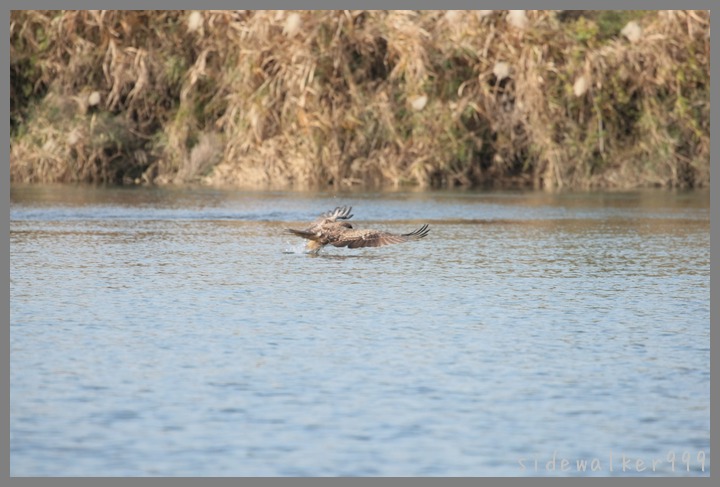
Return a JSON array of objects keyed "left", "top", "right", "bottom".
[{"left": 283, "top": 240, "right": 311, "bottom": 254}]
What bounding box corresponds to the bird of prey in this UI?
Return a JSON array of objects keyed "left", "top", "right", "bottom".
[{"left": 287, "top": 206, "right": 429, "bottom": 254}]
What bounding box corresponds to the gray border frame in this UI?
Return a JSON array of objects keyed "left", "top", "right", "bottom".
[{"left": 4, "top": 1, "right": 715, "bottom": 486}]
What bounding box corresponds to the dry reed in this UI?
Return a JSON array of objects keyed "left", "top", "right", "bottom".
[{"left": 10, "top": 10, "right": 710, "bottom": 189}]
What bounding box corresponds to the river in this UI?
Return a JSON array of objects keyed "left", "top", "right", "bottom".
[{"left": 10, "top": 185, "right": 710, "bottom": 476}]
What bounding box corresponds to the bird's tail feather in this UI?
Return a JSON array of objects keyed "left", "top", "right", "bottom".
[{"left": 286, "top": 228, "right": 320, "bottom": 241}]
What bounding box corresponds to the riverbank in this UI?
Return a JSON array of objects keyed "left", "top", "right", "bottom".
[{"left": 10, "top": 10, "right": 710, "bottom": 190}]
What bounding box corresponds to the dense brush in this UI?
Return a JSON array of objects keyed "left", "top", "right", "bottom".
[{"left": 10, "top": 10, "right": 710, "bottom": 189}]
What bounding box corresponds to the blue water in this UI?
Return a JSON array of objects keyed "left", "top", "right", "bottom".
[{"left": 10, "top": 185, "right": 710, "bottom": 476}]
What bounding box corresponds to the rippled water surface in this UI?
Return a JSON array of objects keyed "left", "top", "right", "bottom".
[{"left": 10, "top": 185, "right": 710, "bottom": 476}]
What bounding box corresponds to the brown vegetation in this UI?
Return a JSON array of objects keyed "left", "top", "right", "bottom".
[{"left": 10, "top": 10, "right": 710, "bottom": 189}]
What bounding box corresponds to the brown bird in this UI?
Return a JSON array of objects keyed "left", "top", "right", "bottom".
[{"left": 287, "top": 206, "right": 430, "bottom": 254}]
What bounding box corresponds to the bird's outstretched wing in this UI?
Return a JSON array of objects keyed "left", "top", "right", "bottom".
[
  {"left": 316, "top": 206, "right": 353, "bottom": 223},
  {"left": 330, "top": 224, "right": 430, "bottom": 249}
]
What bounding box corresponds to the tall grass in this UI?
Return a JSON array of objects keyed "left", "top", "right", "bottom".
[{"left": 10, "top": 10, "right": 710, "bottom": 189}]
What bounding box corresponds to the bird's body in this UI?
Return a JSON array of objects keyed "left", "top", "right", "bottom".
[{"left": 287, "top": 206, "right": 429, "bottom": 254}]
